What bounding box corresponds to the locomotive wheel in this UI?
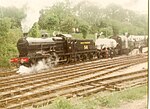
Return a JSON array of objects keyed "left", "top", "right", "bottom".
[
  {"left": 81, "top": 54, "right": 87, "bottom": 61},
  {"left": 66, "top": 55, "right": 71, "bottom": 63},
  {"left": 75, "top": 55, "right": 80, "bottom": 62},
  {"left": 97, "top": 51, "right": 101, "bottom": 59},
  {"left": 51, "top": 53, "right": 59, "bottom": 66},
  {"left": 45, "top": 53, "right": 59, "bottom": 67},
  {"left": 88, "top": 53, "right": 93, "bottom": 60}
]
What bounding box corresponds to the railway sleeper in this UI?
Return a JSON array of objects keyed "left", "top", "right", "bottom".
[
  {"left": 89, "top": 82, "right": 103, "bottom": 87},
  {"left": 0, "top": 63, "right": 145, "bottom": 98},
  {"left": 102, "top": 74, "right": 147, "bottom": 91},
  {"left": 6, "top": 92, "right": 63, "bottom": 109},
  {"left": 32, "top": 86, "right": 97, "bottom": 107},
  {"left": 32, "top": 100, "right": 53, "bottom": 108},
  {"left": 115, "top": 77, "right": 147, "bottom": 87},
  {"left": 84, "top": 69, "right": 147, "bottom": 85},
  {"left": 0, "top": 95, "right": 31, "bottom": 108},
  {"left": 118, "top": 81, "right": 147, "bottom": 91},
  {"left": 0, "top": 55, "right": 146, "bottom": 85},
  {"left": 0, "top": 62, "right": 146, "bottom": 103},
  {"left": 77, "top": 86, "right": 105, "bottom": 97},
  {"left": 32, "top": 85, "right": 103, "bottom": 108},
  {"left": 4, "top": 75, "right": 148, "bottom": 108},
  {"left": 0, "top": 57, "right": 147, "bottom": 92},
  {"left": 114, "top": 78, "right": 147, "bottom": 91},
  {"left": 0, "top": 57, "right": 148, "bottom": 108},
  {"left": 2, "top": 88, "right": 54, "bottom": 108},
  {"left": 5, "top": 85, "right": 94, "bottom": 108},
  {"left": 104, "top": 84, "right": 117, "bottom": 91},
  {"left": 1, "top": 54, "right": 147, "bottom": 78},
  {"left": 0, "top": 88, "right": 32, "bottom": 100},
  {"left": 32, "top": 93, "right": 74, "bottom": 109}
]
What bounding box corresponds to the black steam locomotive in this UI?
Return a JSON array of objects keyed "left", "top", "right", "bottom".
[
  {"left": 10, "top": 33, "right": 148, "bottom": 67},
  {"left": 11, "top": 34, "right": 99, "bottom": 67}
]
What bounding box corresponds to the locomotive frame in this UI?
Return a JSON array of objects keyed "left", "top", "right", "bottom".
[{"left": 10, "top": 33, "right": 148, "bottom": 67}]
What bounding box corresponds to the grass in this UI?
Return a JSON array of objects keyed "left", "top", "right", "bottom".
[
  {"left": 34, "top": 85, "right": 147, "bottom": 109},
  {"left": 91, "top": 85, "right": 147, "bottom": 108}
]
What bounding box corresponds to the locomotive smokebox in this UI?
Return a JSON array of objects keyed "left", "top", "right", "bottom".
[{"left": 23, "top": 33, "right": 28, "bottom": 37}]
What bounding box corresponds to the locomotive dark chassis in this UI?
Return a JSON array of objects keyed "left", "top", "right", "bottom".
[
  {"left": 14, "top": 34, "right": 100, "bottom": 67},
  {"left": 10, "top": 34, "right": 147, "bottom": 67}
]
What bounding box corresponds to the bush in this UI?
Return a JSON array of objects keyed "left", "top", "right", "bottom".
[
  {"left": 0, "top": 29, "right": 22, "bottom": 67},
  {"left": 52, "top": 97, "right": 73, "bottom": 109}
]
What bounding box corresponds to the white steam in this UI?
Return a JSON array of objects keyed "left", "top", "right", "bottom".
[
  {"left": 20, "top": 0, "right": 57, "bottom": 33},
  {"left": 17, "top": 57, "right": 59, "bottom": 74},
  {"left": 17, "top": 60, "right": 48, "bottom": 74},
  {"left": 21, "top": 6, "right": 40, "bottom": 33}
]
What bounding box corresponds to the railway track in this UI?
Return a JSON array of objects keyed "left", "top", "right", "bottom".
[
  {"left": 0, "top": 54, "right": 146, "bottom": 89},
  {"left": 0, "top": 53, "right": 147, "bottom": 81},
  {"left": 0, "top": 54, "right": 146, "bottom": 78},
  {"left": 0, "top": 69, "right": 17, "bottom": 77},
  {"left": 0, "top": 53, "right": 148, "bottom": 109}
]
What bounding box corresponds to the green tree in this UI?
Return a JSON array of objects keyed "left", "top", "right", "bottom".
[
  {"left": 29, "top": 22, "right": 40, "bottom": 37},
  {"left": 79, "top": 24, "right": 89, "bottom": 39},
  {"left": 112, "top": 25, "right": 119, "bottom": 36},
  {"left": 38, "top": 1, "right": 148, "bottom": 36},
  {"left": 61, "top": 16, "right": 77, "bottom": 33},
  {"left": 99, "top": 27, "right": 113, "bottom": 37},
  {"left": 46, "top": 15, "right": 59, "bottom": 30},
  {"left": 0, "top": 17, "right": 11, "bottom": 36},
  {"left": 0, "top": 28, "right": 22, "bottom": 67},
  {"left": 39, "top": 1, "right": 74, "bottom": 32},
  {"left": 0, "top": 6, "right": 26, "bottom": 28}
]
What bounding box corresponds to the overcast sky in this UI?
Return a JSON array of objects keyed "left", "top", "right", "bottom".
[{"left": 0, "top": 0, "right": 148, "bottom": 14}]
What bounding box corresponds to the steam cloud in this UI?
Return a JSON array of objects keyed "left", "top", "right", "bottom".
[
  {"left": 20, "top": 0, "right": 57, "bottom": 33},
  {"left": 21, "top": 7, "right": 40, "bottom": 33},
  {"left": 17, "top": 57, "right": 59, "bottom": 74},
  {"left": 17, "top": 60, "right": 49, "bottom": 74}
]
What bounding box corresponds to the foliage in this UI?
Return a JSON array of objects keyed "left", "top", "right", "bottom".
[
  {"left": 29, "top": 22, "right": 40, "bottom": 37},
  {"left": 39, "top": 1, "right": 75, "bottom": 32},
  {"left": 99, "top": 27, "right": 113, "bottom": 37},
  {"left": 98, "top": 85, "right": 147, "bottom": 107},
  {"left": 72, "top": 33, "right": 95, "bottom": 40},
  {"left": 0, "top": 6, "right": 26, "bottom": 28},
  {"left": 38, "top": 2, "right": 148, "bottom": 37},
  {"left": 0, "top": 7, "right": 25, "bottom": 67},
  {"left": 52, "top": 97, "right": 73, "bottom": 109},
  {"left": 60, "top": 16, "right": 77, "bottom": 33},
  {"left": 36, "top": 85, "right": 147, "bottom": 109},
  {"left": 79, "top": 24, "right": 89, "bottom": 39},
  {"left": 0, "top": 29, "right": 22, "bottom": 67},
  {"left": 112, "top": 25, "right": 119, "bottom": 36},
  {"left": 0, "top": 17, "right": 11, "bottom": 36}
]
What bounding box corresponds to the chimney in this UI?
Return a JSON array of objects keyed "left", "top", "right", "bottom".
[{"left": 23, "top": 33, "right": 28, "bottom": 37}]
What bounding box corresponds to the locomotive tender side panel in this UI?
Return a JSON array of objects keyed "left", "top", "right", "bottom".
[{"left": 73, "top": 39, "right": 96, "bottom": 52}]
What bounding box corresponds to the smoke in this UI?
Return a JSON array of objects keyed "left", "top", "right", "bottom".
[
  {"left": 17, "top": 56, "right": 59, "bottom": 74},
  {"left": 21, "top": 5, "right": 40, "bottom": 33},
  {"left": 17, "top": 60, "right": 48, "bottom": 74},
  {"left": 20, "top": 0, "right": 57, "bottom": 33}
]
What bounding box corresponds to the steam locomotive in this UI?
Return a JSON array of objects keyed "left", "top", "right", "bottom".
[
  {"left": 10, "top": 33, "right": 98, "bottom": 67},
  {"left": 10, "top": 33, "right": 148, "bottom": 67}
]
